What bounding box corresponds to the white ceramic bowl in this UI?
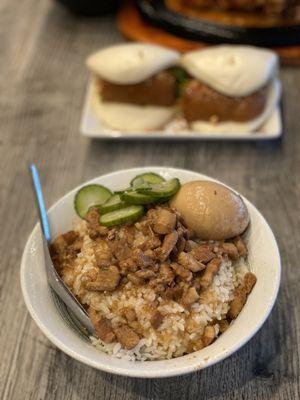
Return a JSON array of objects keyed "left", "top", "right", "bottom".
[{"left": 20, "top": 167, "right": 281, "bottom": 378}]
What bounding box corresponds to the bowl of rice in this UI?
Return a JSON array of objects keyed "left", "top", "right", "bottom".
[{"left": 20, "top": 167, "right": 281, "bottom": 378}]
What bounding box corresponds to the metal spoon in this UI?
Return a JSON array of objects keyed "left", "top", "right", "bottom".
[{"left": 29, "top": 163, "right": 95, "bottom": 336}]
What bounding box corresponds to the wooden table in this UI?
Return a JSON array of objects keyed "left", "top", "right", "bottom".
[{"left": 1, "top": 0, "right": 300, "bottom": 399}]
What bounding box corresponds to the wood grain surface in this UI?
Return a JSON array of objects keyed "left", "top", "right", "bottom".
[{"left": 0, "top": 0, "right": 299, "bottom": 399}]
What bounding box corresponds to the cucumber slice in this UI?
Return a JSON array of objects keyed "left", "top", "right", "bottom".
[
  {"left": 100, "top": 194, "right": 127, "bottom": 214},
  {"left": 136, "top": 178, "right": 180, "bottom": 199},
  {"left": 114, "top": 187, "right": 133, "bottom": 195},
  {"left": 74, "top": 184, "right": 112, "bottom": 218},
  {"left": 99, "top": 205, "right": 144, "bottom": 227},
  {"left": 130, "top": 172, "right": 165, "bottom": 188},
  {"left": 121, "top": 191, "right": 156, "bottom": 205}
]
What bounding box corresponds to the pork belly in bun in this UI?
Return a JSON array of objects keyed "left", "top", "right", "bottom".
[
  {"left": 86, "top": 43, "right": 180, "bottom": 131},
  {"left": 180, "top": 46, "right": 281, "bottom": 133}
]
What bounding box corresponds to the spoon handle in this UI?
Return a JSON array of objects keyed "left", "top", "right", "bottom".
[
  {"left": 29, "top": 163, "right": 95, "bottom": 336},
  {"left": 29, "top": 163, "right": 51, "bottom": 243}
]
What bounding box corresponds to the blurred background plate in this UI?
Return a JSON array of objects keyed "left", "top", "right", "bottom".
[
  {"left": 80, "top": 78, "right": 282, "bottom": 141},
  {"left": 136, "top": 0, "right": 300, "bottom": 46}
]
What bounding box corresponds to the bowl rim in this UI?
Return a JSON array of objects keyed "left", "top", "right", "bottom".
[{"left": 20, "top": 166, "right": 281, "bottom": 378}]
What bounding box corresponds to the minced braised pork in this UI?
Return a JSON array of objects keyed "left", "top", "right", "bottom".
[
  {"left": 89, "top": 309, "right": 115, "bottom": 343},
  {"left": 85, "top": 265, "right": 120, "bottom": 291},
  {"left": 178, "top": 251, "right": 205, "bottom": 272},
  {"left": 182, "top": 286, "right": 199, "bottom": 306},
  {"left": 122, "top": 307, "right": 137, "bottom": 323},
  {"left": 52, "top": 204, "right": 256, "bottom": 352},
  {"left": 152, "top": 208, "right": 177, "bottom": 234},
  {"left": 150, "top": 311, "right": 164, "bottom": 329},
  {"left": 228, "top": 272, "right": 257, "bottom": 319},
  {"left": 115, "top": 325, "right": 140, "bottom": 350},
  {"left": 160, "top": 231, "right": 179, "bottom": 261},
  {"left": 200, "top": 258, "right": 222, "bottom": 289}
]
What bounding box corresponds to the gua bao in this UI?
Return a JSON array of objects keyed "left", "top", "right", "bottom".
[
  {"left": 180, "top": 45, "right": 280, "bottom": 133},
  {"left": 86, "top": 43, "right": 180, "bottom": 131}
]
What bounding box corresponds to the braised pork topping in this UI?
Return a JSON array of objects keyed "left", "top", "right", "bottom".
[
  {"left": 89, "top": 309, "right": 115, "bottom": 343},
  {"left": 115, "top": 325, "right": 140, "bottom": 350},
  {"left": 150, "top": 311, "right": 164, "bottom": 329},
  {"left": 228, "top": 272, "right": 257, "bottom": 319},
  {"left": 52, "top": 205, "right": 255, "bottom": 350},
  {"left": 84, "top": 265, "right": 120, "bottom": 292}
]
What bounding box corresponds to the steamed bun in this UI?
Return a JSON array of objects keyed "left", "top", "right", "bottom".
[{"left": 86, "top": 43, "right": 180, "bottom": 85}]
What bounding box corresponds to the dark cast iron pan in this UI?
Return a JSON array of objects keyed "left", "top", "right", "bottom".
[{"left": 136, "top": 0, "right": 300, "bottom": 46}]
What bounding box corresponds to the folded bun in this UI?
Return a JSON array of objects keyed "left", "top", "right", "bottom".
[
  {"left": 91, "top": 81, "right": 177, "bottom": 131},
  {"left": 86, "top": 43, "right": 180, "bottom": 85},
  {"left": 170, "top": 180, "right": 250, "bottom": 240},
  {"left": 181, "top": 46, "right": 278, "bottom": 97},
  {"left": 191, "top": 78, "right": 281, "bottom": 134}
]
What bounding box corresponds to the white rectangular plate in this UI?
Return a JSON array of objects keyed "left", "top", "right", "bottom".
[{"left": 80, "top": 79, "right": 282, "bottom": 141}]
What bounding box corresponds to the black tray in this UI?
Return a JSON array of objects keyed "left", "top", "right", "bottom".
[{"left": 136, "top": 0, "right": 300, "bottom": 46}]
